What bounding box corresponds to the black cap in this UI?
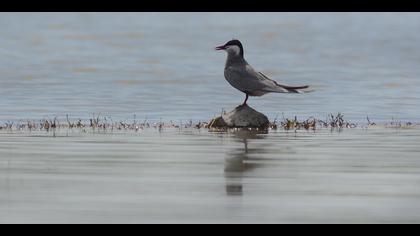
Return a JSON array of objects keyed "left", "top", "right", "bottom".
[{"left": 224, "top": 39, "right": 244, "bottom": 57}]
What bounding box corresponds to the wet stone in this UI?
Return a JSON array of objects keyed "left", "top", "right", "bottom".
[{"left": 210, "top": 104, "right": 269, "bottom": 129}]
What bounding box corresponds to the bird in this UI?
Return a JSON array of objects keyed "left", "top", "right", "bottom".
[{"left": 215, "top": 39, "right": 310, "bottom": 106}]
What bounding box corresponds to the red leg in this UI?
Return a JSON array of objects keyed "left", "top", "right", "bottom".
[{"left": 242, "top": 94, "right": 249, "bottom": 106}]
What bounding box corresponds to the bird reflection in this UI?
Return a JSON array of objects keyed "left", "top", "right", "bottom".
[{"left": 224, "top": 129, "right": 269, "bottom": 196}]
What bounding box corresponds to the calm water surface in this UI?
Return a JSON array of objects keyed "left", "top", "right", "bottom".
[
  {"left": 1, "top": 13, "right": 420, "bottom": 122},
  {"left": 1, "top": 13, "right": 420, "bottom": 223},
  {"left": 1, "top": 128, "right": 420, "bottom": 223}
]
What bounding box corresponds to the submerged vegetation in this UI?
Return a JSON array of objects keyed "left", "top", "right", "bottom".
[
  {"left": 275, "top": 113, "right": 357, "bottom": 131},
  {"left": 0, "top": 113, "right": 417, "bottom": 133}
]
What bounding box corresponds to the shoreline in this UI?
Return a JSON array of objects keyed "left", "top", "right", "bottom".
[{"left": 1, "top": 114, "right": 419, "bottom": 134}]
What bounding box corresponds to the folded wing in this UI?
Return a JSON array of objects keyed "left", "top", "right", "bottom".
[
  {"left": 224, "top": 64, "right": 309, "bottom": 94},
  {"left": 258, "top": 72, "right": 309, "bottom": 94}
]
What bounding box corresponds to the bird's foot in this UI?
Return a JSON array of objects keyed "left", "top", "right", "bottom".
[{"left": 239, "top": 102, "right": 248, "bottom": 108}]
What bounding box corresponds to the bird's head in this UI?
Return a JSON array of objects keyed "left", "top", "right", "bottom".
[{"left": 215, "top": 39, "right": 244, "bottom": 57}]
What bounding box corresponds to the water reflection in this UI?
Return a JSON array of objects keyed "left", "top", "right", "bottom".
[{"left": 224, "top": 130, "right": 268, "bottom": 196}]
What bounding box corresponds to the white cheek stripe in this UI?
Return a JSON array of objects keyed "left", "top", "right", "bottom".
[{"left": 227, "top": 45, "right": 241, "bottom": 55}]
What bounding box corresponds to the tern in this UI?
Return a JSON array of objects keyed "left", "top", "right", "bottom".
[{"left": 215, "top": 39, "right": 310, "bottom": 106}]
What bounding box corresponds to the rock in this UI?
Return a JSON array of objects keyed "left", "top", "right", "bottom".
[{"left": 209, "top": 104, "right": 269, "bottom": 129}]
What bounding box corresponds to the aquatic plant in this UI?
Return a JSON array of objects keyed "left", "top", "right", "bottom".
[{"left": 0, "top": 113, "right": 417, "bottom": 133}]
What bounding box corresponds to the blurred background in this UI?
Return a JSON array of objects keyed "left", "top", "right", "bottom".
[
  {"left": 2, "top": 13, "right": 420, "bottom": 224},
  {"left": 1, "top": 13, "right": 420, "bottom": 123}
]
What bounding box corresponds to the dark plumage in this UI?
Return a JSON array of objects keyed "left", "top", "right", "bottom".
[{"left": 215, "top": 39, "right": 310, "bottom": 105}]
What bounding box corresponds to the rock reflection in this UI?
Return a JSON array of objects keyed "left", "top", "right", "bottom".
[{"left": 224, "top": 130, "right": 268, "bottom": 196}]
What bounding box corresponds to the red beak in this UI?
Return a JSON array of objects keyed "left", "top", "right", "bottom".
[{"left": 215, "top": 45, "right": 225, "bottom": 50}]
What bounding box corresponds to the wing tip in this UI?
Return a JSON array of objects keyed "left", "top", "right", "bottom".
[{"left": 288, "top": 85, "right": 312, "bottom": 93}]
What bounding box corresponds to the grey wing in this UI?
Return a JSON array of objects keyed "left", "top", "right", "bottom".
[
  {"left": 258, "top": 71, "right": 310, "bottom": 93},
  {"left": 225, "top": 65, "right": 292, "bottom": 94}
]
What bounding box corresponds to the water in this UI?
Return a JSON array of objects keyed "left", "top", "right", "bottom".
[
  {"left": 1, "top": 128, "right": 420, "bottom": 223},
  {"left": 1, "top": 13, "right": 420, "bottom": 223},
  {"left": 1, "top": 13, "right": 420, "bottom": 123}
]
